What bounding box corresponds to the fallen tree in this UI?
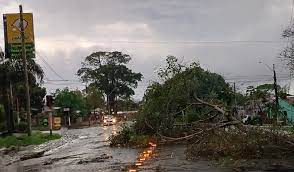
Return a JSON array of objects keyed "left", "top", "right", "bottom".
[
  {"left": 140, "top": 97, "right": 294, "bottom": 160},
  {"left": 111, "top": 56, "right": 294, "bottom": 161}
]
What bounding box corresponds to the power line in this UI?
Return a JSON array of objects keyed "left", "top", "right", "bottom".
[
  {"left": 43, "top": 82, "right": 82, "bottom": 85},
  {"left": 40, "top": 39, "right": 287, "bottom": 45},
  {"left": 291, "top": 0, "right": 294, "bottom": 26},
  {"left": 35, "top": 51, "right": 65, "bottom": 80},
  {"left": 45, "top": 79, "right": 80, "bottom": 82}
]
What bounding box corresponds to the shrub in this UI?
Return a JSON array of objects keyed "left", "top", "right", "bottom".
[
  {"left": 110, "top": 125, "right": 152, "bottom": 147},
  {"left": 110, "top": 126, "right": 134, "bottom": 146}
]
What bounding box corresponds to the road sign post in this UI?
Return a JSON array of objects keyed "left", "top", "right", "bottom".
[
  {"left": 19, "top": 5, "right": 32, "bottom": 136},
  {"left": 49, "top": 111, "right": 53, "bottom": 136},
  {"left": 3, "top": 11, "right": 35, "bottom": 59}
]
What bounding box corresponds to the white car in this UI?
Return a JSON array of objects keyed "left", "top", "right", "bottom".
[{"left": 103, "top": 115, "right": 116, "bottom": 126}]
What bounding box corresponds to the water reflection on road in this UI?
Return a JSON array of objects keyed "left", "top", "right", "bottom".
[{"left": 127, "top": 142, "right": 157, "bottom": 172}]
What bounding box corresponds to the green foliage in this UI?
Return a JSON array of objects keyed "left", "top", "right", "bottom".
[
  {"left": 0, "top": 58, "right": 44, "bottom": 103},
  {"left": 246, "top": 83, "right": 284, "bottom": 105},
  {"left": 246, "top": 84, "right": 279, "bottom": 101},
  {"left": 16, "top": 83, "right": 46, "bottom": 114},
  {"left": 0, "top": 56, "right": 45, "bottom": 129},
  {"left": 157, "top": 55, "right": 184, "bottom": 80},
  {"left": 0, "top": 131, "right": 61, "bottom": 148},
  {"left": 77, "top": 51, "right": 142, "bottom": 114},
  {"left": 54, "top": 88, "right": 87, "bottom": 116},
  {"left": 85, "top": 85, "right": 105, "bottom": 110},
  {"left": 245, "top": 83, "right": 287, "bottom": 120},
  {"left": 110, "top": 125, "right": 150, "bottom": 147},
  {"left": 116, "top": 98, "right": 139, "bottom": 111},
  {"left": 136, "top": 56, "right": 233, "bottom": 134},
  {"left": 110, "top": 125, "right": 135, "bottom": 146}
]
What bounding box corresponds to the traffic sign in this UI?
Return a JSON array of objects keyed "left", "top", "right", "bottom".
[{"left": 3, "top": 13, "right": 35, "bottom": 58}]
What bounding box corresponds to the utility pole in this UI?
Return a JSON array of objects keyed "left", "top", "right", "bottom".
[
  {"left": 9, "top": 81, "right": 14, "bottom": 131},
  {"left": 19, "top": 5, "right": 32, "bottom": 136},
  {"left": 233, "top": 82, "right": 237, "bottom": 116},
  {"left": 16, "top": 97, "right": 20, "bottom": 125},
  {"left": 233, "top": 82, "right": 236, "bottom": 105},
  {"left": 273, "top": 64, "right": 279, "bottom": 122},
  {"left": 46, "top": 95, "right": 53, "bottom": 136}
]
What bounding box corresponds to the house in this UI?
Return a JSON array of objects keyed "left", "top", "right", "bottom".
[{"left": 278, "top": 96, "right": 294, "bottom": 123}]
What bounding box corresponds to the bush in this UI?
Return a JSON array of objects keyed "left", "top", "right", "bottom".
[
  {"left": 110, "top": 126, "right": 134, "bottom": 146},
  {"left": 110, "top": 125, "right": 152, "bottom": 147},
  {"left": 16, "top": 122, "right": 27, "bottom": 133}
]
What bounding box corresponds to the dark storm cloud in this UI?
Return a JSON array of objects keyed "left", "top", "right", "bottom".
[{"left": 0, "top": 0, "right": 293, "bottom": 98}]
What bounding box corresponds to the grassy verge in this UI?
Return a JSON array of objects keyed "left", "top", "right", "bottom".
[
  {"left": 32, "top": 125, "right": 50, "bottom": 131},
  {"left": 0, "top": 131, "right": 61, "bottom": 148}
]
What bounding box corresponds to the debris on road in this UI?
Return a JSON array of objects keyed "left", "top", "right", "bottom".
[
  {"left": 76, "top": 153, "right": 113, "bottom": 164},
  {"left": 20, "top": 150, "right": 45, "bottom": 161}
]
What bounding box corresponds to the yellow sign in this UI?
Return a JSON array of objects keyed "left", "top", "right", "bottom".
[
  {"left": 4, "top": 13, "right": 34, "bottom": 44},
  {"left": 53, "top": 117, "right": 61, "bottom": 129}
]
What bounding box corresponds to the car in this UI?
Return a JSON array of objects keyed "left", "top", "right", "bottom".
[{"left": 103, "top": 115, "right": 116, "bottom": 126}]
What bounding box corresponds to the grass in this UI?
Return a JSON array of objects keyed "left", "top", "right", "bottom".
[
  {"left": 32, "top": 125, "right": 52, "bottom": 131},
  {"left": 0, "top": 131, "right": 61, "bottom": 148}
]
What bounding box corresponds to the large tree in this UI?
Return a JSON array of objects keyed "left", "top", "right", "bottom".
[
  {"left": 135, "top": 56, "right": 233, "bottom": 135},
  {"left": 279, "top": 24, "right": 294, "bottom": 72},
  {"left": 84, "top": 85, "right": 105, "bottom": 111},
  {"left": 0, "top": 58, "right": 44, "bottom": 132},
  {"left": 77, "top": 51, "right": 142, "bottom": 115}
]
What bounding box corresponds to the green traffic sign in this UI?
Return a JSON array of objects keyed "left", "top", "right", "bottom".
[{"left": 6, "top": 43, "right": 35, "bottom": 58}]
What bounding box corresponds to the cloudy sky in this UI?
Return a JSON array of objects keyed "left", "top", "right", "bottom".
[{"left": 0, "top": 0, "right": 293, "bottom": 99}]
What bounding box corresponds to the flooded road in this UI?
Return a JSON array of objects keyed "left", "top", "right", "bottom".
[
  {"left": 1, "top": 125, "right": 138, "bottom": 172},
  {"left": 1, "top": 125, "right": 234, "bottom": 172}
]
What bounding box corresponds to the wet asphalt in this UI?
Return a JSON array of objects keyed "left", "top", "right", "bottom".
[
  {"left": 1, "top": 125, "right": 138, "bottom": 172},
  {"left": 0, "top": 124, "right": 274, "bottom": 172}
]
